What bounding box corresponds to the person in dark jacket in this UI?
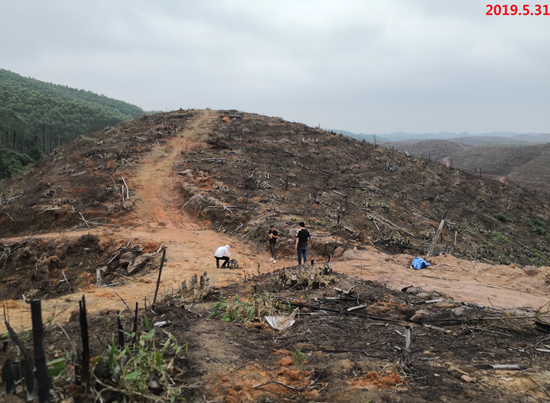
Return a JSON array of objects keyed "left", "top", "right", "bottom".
[
  {"left": 268, "top": 224, "right": 278, "bottom": 263},
  {"left": 295, "top": 222, "right": 311, "bottom": 265}
]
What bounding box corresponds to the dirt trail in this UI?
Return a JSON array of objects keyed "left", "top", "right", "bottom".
[
  {"left": 0, "top": 226, "right": 285, "bottom": 333},
  {"left": 131, "top": 109, "right": 213, "bottom": 228}
]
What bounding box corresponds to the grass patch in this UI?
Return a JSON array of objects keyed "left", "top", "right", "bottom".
[
  {"left": 496, "top": 213, "right": 510, "bottom": 222},
  {"left": 210, "top": 293, "right": 274, "bottom": 322},
  {"left": 492, "top": 231, "right": 509, "bottom": 243}
]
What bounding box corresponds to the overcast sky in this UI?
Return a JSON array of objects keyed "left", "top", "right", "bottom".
[{"left": 2, "top": 0, "right": 550, "bottom": 134}]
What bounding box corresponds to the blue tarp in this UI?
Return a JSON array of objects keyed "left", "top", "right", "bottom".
[{"left": 411, "top": 257, "right": 430, "bottom": 270}]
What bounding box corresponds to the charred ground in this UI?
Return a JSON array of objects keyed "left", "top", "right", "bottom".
[
  {"left": 1, "top": 109, "right": 550, "bottom": 267},
  {"left": 2, "top": 269, "right": 549, "bottom": 402}
]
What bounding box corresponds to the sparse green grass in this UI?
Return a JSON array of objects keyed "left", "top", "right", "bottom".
[
  {"left": 210, "top": 293, "right": 274, "bottom": 322},
  {"left": 110, "top": 329, "right": 188, "bottom": 402},
  {"left": 293, "top": 349, "right": 306, "bottom": 369},
  {"left": 531, "top": 248, "right": 548, "bottom": 262},
  {"left": 534, "top": 226, "right": 546, "bottom": 235},
  {"left": 496, "top": 213, "right": 510, "bottom": 222},
  {"left": 492, "top": 231, "right": 509, "bottom": 242}
]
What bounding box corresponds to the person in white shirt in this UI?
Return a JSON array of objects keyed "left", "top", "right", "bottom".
[{"left": 214, "top": 244, "right": 231, "bottom": 268}]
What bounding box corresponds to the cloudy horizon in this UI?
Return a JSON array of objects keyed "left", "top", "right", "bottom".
[{"left": 2, "top": 0, "right": 550, "bottom": 134}]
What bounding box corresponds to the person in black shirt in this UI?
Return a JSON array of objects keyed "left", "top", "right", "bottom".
[
  {"left": 295, "top": 222, "right": 311, "bottom": 265},
  {"left": 268, "top": 224, "right": 278, "bottom": 263}
]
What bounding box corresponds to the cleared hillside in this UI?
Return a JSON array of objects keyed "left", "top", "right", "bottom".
[
  {"left": 451, "top": 143, "right": 550, "bottom": 189},
  {"left": 1, "top": 109, "right": 550, "bottom": 268}
]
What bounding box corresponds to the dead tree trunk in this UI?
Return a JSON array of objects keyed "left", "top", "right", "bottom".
[
  {"left": 79, "top": 296, "right": 90, "bottom": 393},
  {"left": 427, "top": 210, "right": 448, "bottom": 257},
  {"left": 31, "top": 300, "right": 50, "bottom": 403},
  {"left": 152, "top": 248, "right": 167, "bottom": 308}
]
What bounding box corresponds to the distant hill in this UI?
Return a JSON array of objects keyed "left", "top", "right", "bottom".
[
  {"left": 511, "top": 133, "right": 550, "bottom": 143},
  {"left": 329, "top": 129, "right": 550, "bottom": 146},
  {"left": 451, "top": 143, "right": 550, "bottom": 190},
  {"left": 379, "top": 131, "right": 542, "bottom": 142},
  {"left": 447, "top": 136, "right": 533, "bottom": 147},
  {"left": 0, "top": 69, "right": 145, "bottom": 178},
  {"left": 327, "top": 129, "right": 391, "bottom": 143},
  {"left": 387, "top": 137, "right": 550, "bottom": 192},
  {"left": 386, "top": 139, "right": 473, "bottom": 162}
]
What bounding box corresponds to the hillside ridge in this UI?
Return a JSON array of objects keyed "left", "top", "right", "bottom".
[{"left": 1, "top": 109, "right": 550, "bottom": 269}]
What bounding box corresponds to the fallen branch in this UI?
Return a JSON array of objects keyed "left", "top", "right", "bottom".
[
  {"left": 528, "top": 376, "right": 550, "bottom": 398},
  {"left": 107, "top": 250, "right": 122, "bottom": 265},
  {"left": 284, "top": 300, "right": 405, "bottom": 323},
  {"left": 79, "top": 212, "right": 91, "bottom": 229},
  {"left": 253, "top": 380, "right": 307, "bottom": 391},
  {"left": 283, "top": 149, "right": 304, "bottom": 159},
  {"left": 333, "top": 190, "right": 347, "bottom": 197},
  {"left": 129, "top": 221, "right": 151, "bottom": 229},
  {"left": 120, "top": 175, "right": 130, "bottom": 200},
  {"left": 71, "top": 171, "right": 87, "bottom": 177},
  {"left": 178, "top": 194, "right": 200, "bottom": 213},
  {"left": 372, "top": 215, "right": 415, "bottom": 237},
  {"left": 60, "top": 270, "right": 74, "bottom": 293},
  {"left": 113, "top": 291, "right": 133, "bottom": 314}
]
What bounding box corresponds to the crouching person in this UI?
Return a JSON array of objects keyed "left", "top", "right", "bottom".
[{"left": 215, "top": 244, "right": 231, "bottom": 268}]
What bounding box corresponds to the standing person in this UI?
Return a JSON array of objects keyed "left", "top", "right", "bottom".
[
  {"left": 295, "top": 222, "right": 311, "bottom": 265},
  {"left": 214, "top": 244, "right": 231, "bottom": 268},
  {"left": 268, "top": 224, "right": 278, "bottom": 263}
]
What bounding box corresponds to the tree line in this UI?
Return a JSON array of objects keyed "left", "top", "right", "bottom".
[{"left": 0, "top": 69, "right": 145, "bottom": 179}]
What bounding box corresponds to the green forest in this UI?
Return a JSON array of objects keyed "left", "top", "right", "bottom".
[{"left": 0, "top": 69, "right": 145, "bottom": 179}]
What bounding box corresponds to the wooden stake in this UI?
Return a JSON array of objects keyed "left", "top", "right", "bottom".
[
  {"left": 133, "top": 302, "right": 138, "bottom": 345},
  {"left": 152, "top": 249, "right": 167, "bottom": 308},
  {"left": 117, "top": 312, "right": 124, "bottom": 348},
  {"left": 79, "top": 295, "right": 90, "bottom": 393},
  {"left": 404, "top": 326, "right": 412, "bottom": 367},
  {"left": 31, "top": 300, "right": 50, "bottom": 403},
  {"left": 427, "top": 209, "right": 448, "bottom": 257}
]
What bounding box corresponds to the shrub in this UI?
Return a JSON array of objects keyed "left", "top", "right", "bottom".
[
  {"left": 496, "top": 213, "right": 510, "bottom": 222},
  {"left": 534, "top": 226, "right": 546, "bottom": 235}
]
